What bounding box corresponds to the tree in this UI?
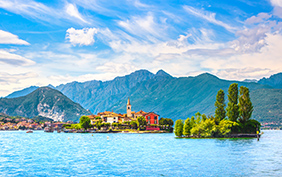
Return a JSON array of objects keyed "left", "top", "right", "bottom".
[
  {"left": 174, "top": 119, "right": 183, "bottom": 137},
  {"left": 137, "top": 116, "right": 147, "bottom": 128},
  {"left": 226, "top": 83, "right": 239, "bottom": 122},
  {"left": 195, "top": 112, "right": 201, "bottom": 124},
  {"left": 79, "top": 116, "right": 91, "bottom": 130},
  {"left": 167, "top": 119, "right": 174, "bottom": 127},
  {"left": 183, "top": 118, "right": 191, "bottom": 137},
  {"left": 215, "top": 89, "right": 226, "bottom": 122},
  {"left": 130, "top": 120, "right": 138, "bottom": 129},
  {"left": 238, "top": 86, "right": 253, "bottom": 123}
]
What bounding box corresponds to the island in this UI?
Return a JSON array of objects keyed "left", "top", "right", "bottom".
[{"left": 174, "top": 83, "right": 261, "bottom": 138}]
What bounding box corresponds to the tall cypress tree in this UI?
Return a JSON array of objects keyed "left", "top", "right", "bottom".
[
  {"left": 174, "top": 119, "right": 183, "bottom": 137},
  {"left": 183, "top": 118, "right": 191, "bottom": 137},
  {"left": 226, "top": 83, "right": 239, "bottom": 122},
  {"left": 238, "top": 86, "right": 253, "bottom": 123},
  {"left": 215, "top": 89, "right": 226, "bottom": 122}
]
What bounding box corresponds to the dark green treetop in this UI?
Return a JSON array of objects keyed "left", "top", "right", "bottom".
[
  {"left": 226, "top": 83, "right": 239, "bottom": 122},
  {"left": 238, "top": 86, "right": 253, "bottom": 123},
  {"left": 79, "top": 116, "right": 91, "bottom": 130},
  {"left": 215, "top": 89, "right": 226, "bottom": 122},
  {"left": 174, "top": 119, "right": 183, "bottom": 137}
]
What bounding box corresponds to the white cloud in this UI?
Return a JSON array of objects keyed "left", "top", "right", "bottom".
[
  {"left": 270, "top": 0, "right": 282, "bottom": 18},
  {"left": 66, "top": 27, "right": 98, "bottom": 46},
  {"left": 270, "top": 0, "right": 282, "bottom": 7},
  {"left": 245, "top": 13, "right": 272, "bottom": 24},
  {"left": 65, "top": 3, "right": 87, "bottom": 23},
  {"left": 183, "top": 5, "right": 236, "bottom": 32},
  {"left": 0, "top": 72, "right": 38, "bottom": 84},
  {"left": 0, "top": 30, "right": 29, "bottom": 45},
  {"left": 216, "top": 68, "right": 274, "bottom": 80},
  {"left": 0, "top": 49, "right": 35, "bottom": 66},
  {"left": 0, "top": 0, "right": 90, "bottom": 25},
  {"left": 117, "top": 13, "right": 168, "bottom": 42}
]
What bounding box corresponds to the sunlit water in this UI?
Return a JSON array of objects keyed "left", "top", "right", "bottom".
[{"left": 0, "top": 130, "right": 281, "bottom": 176}]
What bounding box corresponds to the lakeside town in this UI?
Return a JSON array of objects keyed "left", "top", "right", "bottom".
[{"left": 0, "top": 98, "right": 174, "bottom": 133}]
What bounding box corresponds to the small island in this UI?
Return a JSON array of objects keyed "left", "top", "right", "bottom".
[
  {"left": 61, "top": 98, "right": 174, "bottom": 133},
  {"left": 174, "top": 83, "right": 261, "bottom": 138}
]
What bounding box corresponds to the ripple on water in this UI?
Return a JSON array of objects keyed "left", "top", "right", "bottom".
[{"left": 0, "top": 130, "right": 281, "bottom": 176}]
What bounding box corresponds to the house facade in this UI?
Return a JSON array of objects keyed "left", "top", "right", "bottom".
[{"left": 144, "top": 112, "right": 159, "bottom": 125}]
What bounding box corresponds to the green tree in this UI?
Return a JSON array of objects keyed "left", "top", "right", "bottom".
[
  {"left": 174, "top": 119, "right": 183, "bottom": 137},
  {"left": 226, "top": 83, "right": 239, "bottom": 122},
  {"left": 195, "top": 112, "right": 201, "bottom": 124},
  {"left": 183, "top": 118, "right": 191, "bottom": 137},
  {"left": 130, "top": 120, "right": 138, "bottom": 129},
  {"left": 167, "top": 119, "right": 174, "bottom": 127},
  {"left": 202, "top": 114, "right": 207, "bottom": 122},
  {"left": 190, "top": 116, "right": 195, "bottom": 128},
  {"left": 238, "top": 86, "right": 253, "bottom": 123},
  {"left": 137, "top": 116, "right": 147, "bottom": 128},
  {"left": 215, "top": 89, "right": 226, "bottom": 122},
  {"left": 218, "top": 120, "right": 238, "bottom": 137},
  {"left": 79, "top": 116, "right": 91, "bottom": 130}
]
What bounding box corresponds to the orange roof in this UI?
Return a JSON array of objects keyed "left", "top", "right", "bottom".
[{"left": 135, "top": 110, "right": 147, "bottom": 114}]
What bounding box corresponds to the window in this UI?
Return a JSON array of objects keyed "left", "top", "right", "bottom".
[
  {"left": 114, "top": 117, "right": 116, "bottom": 119},
  {"left": 154, "top": 116, "right": 157, "bottom": 119},
  {"left": 113, "top": 121, "right": 116, "bottom": 123},
  {"left": 155, "top": 120, "right": 157, "bottom": 124}
]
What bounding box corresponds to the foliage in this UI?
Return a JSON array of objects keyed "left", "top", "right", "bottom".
[
  {"left": 80, "top": 116, "right": 91, "bottom": 130},
  {"left": 226, "top": 83, "right": 239, "bottom": 122},
  {"left": 238, "top": 86, "right": 253, "bottom": 123},
  {"left": 174, "top": 119, "right": 183, "bottom": 137},
  {"left": 159, "top": 118, "right": 174, "bottom": 127},
  {"left": 215, "top": 89, "right": 226, "bottom": 122},
  {"left": 183, "top": 118, "right": 191, "bottom": 137},
  {"left": 137, "top": 116, "right": 147, "bottom": 128},
  {"left": 130, "top": 121, "right": 138, "bottom": 129},
  {"left": 218, "top": 120, "right": 238, "bottom": 137}
]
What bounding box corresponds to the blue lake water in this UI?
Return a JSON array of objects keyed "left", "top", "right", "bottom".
[{"left": 0, "top": 130, "right": 281, "bottom": 176}]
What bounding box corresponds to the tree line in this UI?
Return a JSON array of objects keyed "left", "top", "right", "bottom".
[{"left": 175, "top": 83, "right": 260, "bottom": 138}]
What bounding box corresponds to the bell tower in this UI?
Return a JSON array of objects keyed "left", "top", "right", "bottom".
[{"left": 127, "top": 97, "right": 132, "bottom": 117}]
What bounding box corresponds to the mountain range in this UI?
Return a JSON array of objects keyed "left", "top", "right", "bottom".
[{"left": 2, "top": 70, "right": 282, "bottom": 123}]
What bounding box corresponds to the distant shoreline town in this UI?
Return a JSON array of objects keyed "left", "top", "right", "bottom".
[{"left": 0, "top": 97, "right": 174, "bottom": 133}]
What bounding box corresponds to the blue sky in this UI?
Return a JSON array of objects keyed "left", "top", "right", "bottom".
[{"left": 0, "top": 0, "right": 282, "bottom": 96}]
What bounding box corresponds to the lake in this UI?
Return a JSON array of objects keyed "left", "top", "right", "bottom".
[{"left": 0, "top": 130, "right": 281, "bottom": 176}]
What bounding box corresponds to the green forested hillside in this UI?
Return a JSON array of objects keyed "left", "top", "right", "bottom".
[
  {"left": 4, "top": 70, "right": 282, "bottom": 123},
  {"left": 110, "top": 73, "right": 275, "bottom": 122},
  {"left": 0, "top": 87, "right": 91, "bottom": 122},
  {"left": 251, "top": 89, "right": 282, "bottom": 123}
]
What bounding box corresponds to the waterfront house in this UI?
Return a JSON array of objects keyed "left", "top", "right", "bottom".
[{"left": 145, "top": 112, "right": 159, "bottom": 125}]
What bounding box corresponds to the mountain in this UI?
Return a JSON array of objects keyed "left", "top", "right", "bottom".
[
  {"left": 4, "top": 69, "right": 282, "bottom": 123},
  {"left": 0, "top": 87, "right": 91, "bottom": 122},
  {"left": 251, "top": 88, "right": 282, "bottom": 123},
  {"left": 6, "top": 86, "right": 39, "bottom": 98},
  {"left": 258, "top": 72, "right": 282, "bottom": 88},
  {"left": 56, "top": 69, "right": 156, "bottom": 113},
  {"left": 109, "top": 73, "right": 274, "bottom": 122}
]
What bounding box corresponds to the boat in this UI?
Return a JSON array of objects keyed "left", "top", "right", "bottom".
[{"left": 26, "top": 130, "right": 33, "bottom": 133}]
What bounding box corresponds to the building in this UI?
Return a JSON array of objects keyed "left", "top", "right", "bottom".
[{"left": 145, "top": 112, "right": 159, "bottom": 125}]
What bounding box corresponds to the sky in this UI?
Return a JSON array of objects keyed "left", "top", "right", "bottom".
[{"left": 0, "top": 0, "right": 282, "bottom": 97}]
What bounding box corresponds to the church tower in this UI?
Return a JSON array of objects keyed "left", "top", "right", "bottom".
[{"left": 127, "top": 97, "right": 132, "bottom": 117}]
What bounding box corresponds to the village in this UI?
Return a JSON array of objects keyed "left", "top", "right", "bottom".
[
  {"left": 0, "top": 98, "right": 174, "bottom": 133},
  {"left": 63, "top": 98, "right": 174, "bottom": 133}
]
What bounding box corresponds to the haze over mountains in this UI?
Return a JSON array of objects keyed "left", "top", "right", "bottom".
[{"left": 3, "top": 69, "right": 282, "bottom": 123}]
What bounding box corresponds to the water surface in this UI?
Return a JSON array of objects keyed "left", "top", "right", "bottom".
[{"left": 0, "top": 130, "right": 281, "bottom": 176}]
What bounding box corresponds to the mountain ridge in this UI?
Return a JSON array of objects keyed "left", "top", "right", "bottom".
[{"left": 0, "top": 87, "right": 91, "bottom": 122}]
